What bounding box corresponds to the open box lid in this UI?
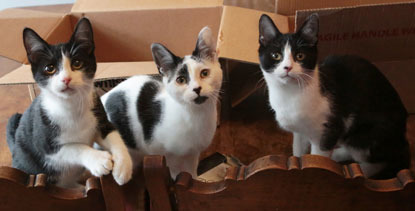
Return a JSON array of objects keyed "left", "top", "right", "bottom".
[
  {"left": 71, "top": 0, "right": 279, "bottom": 13},
  {"left": 0, "top": 8, "right": 68, "bottom": 64},
  {"left": 72, "top": 0, "right": 224, "bottom": 12}
]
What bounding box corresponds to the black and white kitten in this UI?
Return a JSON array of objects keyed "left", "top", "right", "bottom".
[
  {"left": 258, "top": 14, "right": 410, "bottom": 178},
  {"left": 101, "top": 27, "right": 222, "bottom": 179},
  {"left": 6, "top": 18, "right": 133, "bottom": 188}
]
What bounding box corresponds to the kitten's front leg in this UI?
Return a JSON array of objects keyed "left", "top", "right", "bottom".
[
  {"left": 293, "top": 132, "right": 310, "bottom": 157},
  {"left": 49, "top": 143, "right": 113, "bottom": 177},
  {"left": 96, "top": 131, "right": 133, "bottom": 185}
]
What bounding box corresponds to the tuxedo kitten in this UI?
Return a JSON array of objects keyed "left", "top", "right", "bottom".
[
  {"left": 258, "top": 14, "right": 410, "bottom": 179},
  {"left": 101, "top": 27, "right": 222, "bottom": 179},
  {"left": 6, "top": 18, "right": 132, "bottom": 188}
]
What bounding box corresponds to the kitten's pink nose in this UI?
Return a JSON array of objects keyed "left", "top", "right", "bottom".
[
  {"left": 62, "top": 77, "right": 72, "bottom": 86},
  {"left": 284, "top": 66, "right": 293, "bottom": 72}
]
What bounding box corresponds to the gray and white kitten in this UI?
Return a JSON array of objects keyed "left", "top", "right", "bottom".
[
  {"left": 6, "top": 18, "right": 133, "bottom": 188},
  {"left": 258, "top": 14, "right": 410, "bottom": 179},
  {"left": 101, "top": 27, "right": 223, "bottom": 178}
]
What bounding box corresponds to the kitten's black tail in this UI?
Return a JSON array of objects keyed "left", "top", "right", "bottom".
[{"left": 6, "top": 113, "right": 22, "bottom": 153}]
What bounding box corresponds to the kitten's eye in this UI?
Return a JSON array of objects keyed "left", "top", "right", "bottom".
[
  {"left": 296, "top": 53, "right": 306, "bottom": 61},
  {"left": 200, "top": 69, "right": 210, "bottom": 78},
  {"left": 71, "top": 59, "right": 83, "bottom": 70},
  {"left": 271, "top": 52, "right": 282, "bottom": 61},
  {"left": 176, "top": 76, "right": 187, "bottom": 85},
  {"left": 43, "top": 64, "right": 56, "bottom": 75}
]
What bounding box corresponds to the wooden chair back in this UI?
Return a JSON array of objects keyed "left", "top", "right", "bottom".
[
  {"left": 143, "top": 154, "right": 415, "bottom": 211},
  {"left": 0, "top": 166, "right": 124, "bottom": 211}
]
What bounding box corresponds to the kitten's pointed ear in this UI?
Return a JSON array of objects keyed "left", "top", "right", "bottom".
[
  {"left": 23, "top": 28, "right": 48, "bottom": 62},
  {"left": 259, "top": 14, "right": 281, "bottom": 45},
  {"left": 192, "top": 26, "right": 216, "bottom": 61},
  {"left": 151, "top": 43, "right": 179, "bottom": 76},
  {"left": 70, "top": 18, "right": 94, "bottom": 53},
  {"left": 297, "top": 13, "right": 319, "bottom": 45}
]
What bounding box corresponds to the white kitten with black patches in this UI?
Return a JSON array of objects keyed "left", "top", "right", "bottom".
[
  {"left": 101, "top": 27, "right": 222, "bottom": 178},
  {"left": 259, "top": 14, "right": 410, "bottom": 179},
  {"left": 7, "top": 18, "right": 133, "bottom": 188}
]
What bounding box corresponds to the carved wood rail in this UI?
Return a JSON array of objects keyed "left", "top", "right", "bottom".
[
  {"left": 143, "top": 154, "right": 415, "bottom": 211},
  {"left": 0, "top": 166, "right": 124, "bottom": 211}
]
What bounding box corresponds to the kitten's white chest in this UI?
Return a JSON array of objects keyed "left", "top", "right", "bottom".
[
  {"left": 58, "top": 112, "right": 97, "bottom": 144},
  {"left": 41, "top": 93, "right": 97, "bottom": 145},
  {"left": 268, "top": 78, "right": 330, "bottom": 140},
  {"left": 151, "top": 99, "right": 217, "bottom": 156}
]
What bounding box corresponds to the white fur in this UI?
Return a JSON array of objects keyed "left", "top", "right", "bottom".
[
  {"left": 331, "top": 145, "right": 384, "bottom": 177},
  {"left": 43, "top": 54, "right": 132, "bottom": 187},
  {"left": 262, "top": 44, "right": 331, "bottom": 157},
  {"left": 102, "top": 56, "right": 222, "bottom": 179},
  {"left": 96, "top": 131, "right": 133, "bottom": 185}
]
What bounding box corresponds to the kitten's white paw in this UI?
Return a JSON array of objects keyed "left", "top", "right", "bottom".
[
  {"left": 85, "top": 151, "right": 113, "bottom": 177},
  {"left": 111, "top": 152, "right": 133, "bottom": 185}
]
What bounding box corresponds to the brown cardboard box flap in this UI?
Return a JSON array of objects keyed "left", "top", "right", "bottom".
[
  {"left": 72, "top": 7, "right": 223, "bottom": 62},
  {"left": 0, "top": 62, "right": 158, "bottom": 85},
  {"left": 218, "top": 6, "right": 288, "bottom": 65},
  {"left": 296, "top": 2, "right": 415, "bottom": 62},
  {"left": 71, "top": 0, "right": 224, "bottom": 12},
  {"left": 276, "top": 0, "right": 415, "bottom": 16},
  {"left": 0, "top": 56, "right": 21, "bottom": 78},
  {"left": 223, "top": 0, "right": 277, "bottom": 12},
  {"left": 0, "top": 8, "right": 66, "bottom": 63}
]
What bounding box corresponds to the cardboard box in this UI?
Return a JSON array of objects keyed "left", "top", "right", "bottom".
[{"left": 276, "top": 0, "right": 415, "bottom": 16}]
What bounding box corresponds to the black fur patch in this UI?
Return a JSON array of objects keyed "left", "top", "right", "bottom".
[
  {"left": 150, "top": 74, "right": 163, "bottom": 82},
  {"left": 137, "top": 81, "right": 162, "bottom": 142},
  {"left": 318, "top": 55, "right": 410, "bottom": 178},
  {"left": 105, "top": 91, "right": 137, "bottom": 148},
  {"left": 91, "top": 92, "right": 116, "bottom": 139},
  {"left": 7, "top": 98, "right": 61, "bottom": 181},
  {"left": 176, "top": 64, "right": 190, "bottom": 84},
  {"left": 6, "top": 113, "right": 22, "bottom": 153}
]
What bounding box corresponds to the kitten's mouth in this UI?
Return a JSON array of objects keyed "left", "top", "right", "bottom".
[
  {"left": 194, "top": 96, "right": 208, "bottom": 104},
  {"left": 281, "top": 73, "right": 292, "bottom": 79}
]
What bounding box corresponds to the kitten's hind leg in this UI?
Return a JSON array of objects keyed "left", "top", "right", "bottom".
[
  {"left": 293, "top": 132, "right": 310, "bottom": 157},
  {"left": 57, "top": 167, "right": 85, "bottom": 189}
]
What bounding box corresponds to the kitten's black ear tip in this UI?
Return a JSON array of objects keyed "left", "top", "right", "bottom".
[
  {"left": 309, "top": 13, "right": 319, "bottom": 20},
  {"left": 259, "top": 14, "right": 272, "bottom": 23},
  {"left": 23, "top": 28, "right": 36, "bottom": 38},
  {"left": 77, "top": 17, "right": 92, "bottom": 27},
  {"left": 307, "top": 13, "right": 320, "bottom": 26},
  {"left": 151, "top": 43, "right": 167, "bottom": 54}
]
